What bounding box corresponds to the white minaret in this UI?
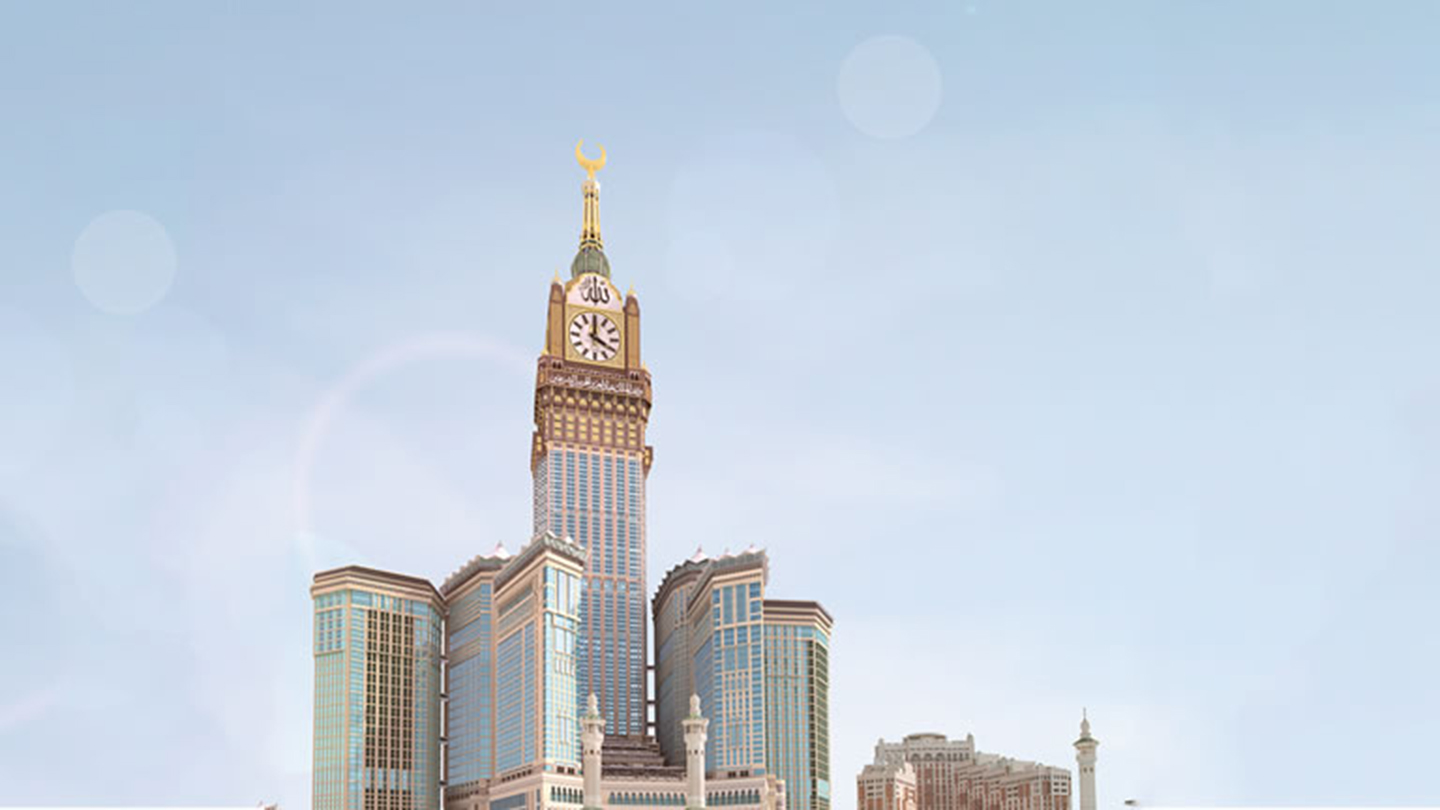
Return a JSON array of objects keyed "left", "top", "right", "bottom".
[
  {"left": 683, "top": 694, "right": 710, "bottom": 809},
  {"left": 1074, "top": 710, "right": 1098, "bottom": 810},
  {"left": 582, "top": 693, "right": 607, "bottom": 810}
]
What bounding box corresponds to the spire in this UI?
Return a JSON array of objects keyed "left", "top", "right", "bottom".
[
  {"left": 571, "top": 140, "right": 611, "bottom": 279},
  {"left": 1075, "top": 710, "right": 1098, "bottom": 810},
  {"left": 683, "top": 693, "right": 710, "bottom": 809},
  {"left": 581, "top": 692, "right": 605, "bottom": 810}
]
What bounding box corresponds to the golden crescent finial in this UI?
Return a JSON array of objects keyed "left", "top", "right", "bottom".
[{"left": 576, "top": 139, "right": 606, "bottom": 180}]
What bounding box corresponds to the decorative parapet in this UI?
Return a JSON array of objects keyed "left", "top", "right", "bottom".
[
  {"left": 494, "top": 530, "right": 589, "bottom": 591},
  {"left": 652, "top": 558, "right": 708, "bottom": 617},
  {"left": 440, "top": 553, "right": 509, "bottom": 597},
  {"left": 687, "top": 550, "right": 769, "bottom": 613}
]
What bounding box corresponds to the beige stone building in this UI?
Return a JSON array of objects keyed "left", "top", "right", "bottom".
[
  {"left": 864, "top": 732, "right": 1072, "bottom": 810},
  {"left": 856, "top": 760, "right": 917, "bottom": 810}
]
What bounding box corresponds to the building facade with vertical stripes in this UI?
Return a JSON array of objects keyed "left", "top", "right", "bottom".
[
  {"left": 653, "top": 549, "right": 833, "bottom": 810},
  {"left": 442, "top": 549, "right": 507, "bottom": 807},
  {"left": 311, "top": 145, "right": 823, "bottom": 810},
  {"left": 762, "top": 601, "right": 832, "bottom": 810},
  {"left": 311, "top": 567, "right": 445, "bottom": 810},
  {"left": 530, "top": 142, "right": 652, "bottom": 739}
]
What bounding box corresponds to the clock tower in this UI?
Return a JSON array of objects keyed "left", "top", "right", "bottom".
[{"left": 531, "top": 141, "right": 653, "bottom": 737}]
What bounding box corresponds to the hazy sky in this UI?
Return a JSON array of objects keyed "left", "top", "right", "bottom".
[{"left": 2, "top": 2, "right": 1439, "bottom": 808}]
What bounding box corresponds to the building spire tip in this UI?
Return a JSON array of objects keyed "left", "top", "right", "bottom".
[
  {"left": 576, "top": 139, "right": 606, "bottom": 180},
  {"left": 571, "top": 140, "right": 610, "bottom": 278}
]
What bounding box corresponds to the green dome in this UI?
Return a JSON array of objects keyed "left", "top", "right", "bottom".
[{"left": 570, "top": 245, "right": 611, "bottom": 279}]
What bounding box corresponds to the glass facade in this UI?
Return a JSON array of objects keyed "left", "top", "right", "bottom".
[
  {"left": 543, "top": 566, "right": 582, "bottom": 764},
  {"left": 765, "top": 621, "right": 831, "bottom": 810},
  {"left": 654, "top": 554, "right": 832, "bottom": 810},
  {"left": 312, "top": 584, "right": 443, "bottom": 810},
  {"left": 669, "top": 564, "right": 770, "bottom": 777},
  {"left": 447, "top": 580, "right": 495, "bottom": 787},
  {"left": 653, "top": 572, "right": 696, "bottom": 763},
  {"left": 533, "top": 447, "right": 646, "bottom": 736},
  {"left": 698, "top": 577, "right": 767, "bottom": 773},
  {"left": 496, "top": 599, "right": 538, "bottom": 774},
  {"left": 488, "top": 549, "right": 585, "bottom": 777},
  {"left": 315, "top": 615, "right": 345, "bottom": 808}
]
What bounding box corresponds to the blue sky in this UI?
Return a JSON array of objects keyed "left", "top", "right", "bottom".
[{"left": 2, "top": 1, "right": 1439, "bottom": 807}]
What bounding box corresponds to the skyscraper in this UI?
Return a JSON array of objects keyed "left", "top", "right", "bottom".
[
  {"left": 311, "top": 566, "right": 445, "bottom": 810},
  {"left": 433, "top": 529, "right": 788, "bottom": 810},
  {"left": 440, "top": 533, "right": 587, "bottom": 810},
  {"left": 493, "top": 534, "right": 586, "bottom": 777},
  {"left": 312, "top": 144, "right": 801, "bottom": 810},
  {"left": 653, "top": 548, "right": 833, "bottom": 810},
  {"left": 654, "top": 550, "right": 768, "bottom": 775},
  {"left": 652, "top": 550, "right": 707, "bottom": 765},
  {"left": 531, "top": 140, "right": 652, "bottom": 737},
  {"left": 441, "top": 546, "right": 508, "bottom": 808},
  {"left": 762, "top": 601, "right": 832, "bottom": 810}
]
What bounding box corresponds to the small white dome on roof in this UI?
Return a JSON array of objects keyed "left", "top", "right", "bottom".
[
  {"left": 688, "top": 546, "right": 708, "bottom": 563},
  {"left": 491, "top": 542, "right": 512, "bottom": 559}
]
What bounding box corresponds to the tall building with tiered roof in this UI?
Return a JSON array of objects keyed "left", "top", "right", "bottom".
[
  {"left": 312, "top": 143, "right": 802, "bottom": 810},
  {"left": 442, "top": 543, "right": 509, "bottom": 800},
  {"left": 653, "top": 548, "right": 833, "bottom": 810},
  {"left": 440, "top": 533, "right": 587, "bottom": 810},
  {"left": 310, "top": 566, "right": 445, "bottom": 810},
  {"left": 530, "top": 140, "right": 653, "bottom": 739}
]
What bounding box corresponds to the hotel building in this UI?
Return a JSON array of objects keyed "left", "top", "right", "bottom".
[
  {"left": 856, "top": 760, "right": 917, "bottom": 810},
  {"left": 762, "top": 602, "right": 831, "bottom": 810},
  {"left": 440, "top": 533, "right": 587, "bottom": 810},
  {"left": 530, "top": 140, "right": 652, "bottom": 739},
  {"left": 311, "top": 144, "right": 825, "bottom": 810},
  {"left": 441, "top": 547, "right": 507, "bottom": 805},
  {"left": 311, "top": 566, "right": 446, "bottom": 810},
  {"left": 864, "top": 733, "right": 1071, "bottom": 810},
  {"left": 433, "top": 533, "right": 788, "bottom": 810},
  {"left": 653, "top": 549, "right": 833, "bottom": 810}
]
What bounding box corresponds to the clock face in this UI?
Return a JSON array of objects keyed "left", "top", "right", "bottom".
[{"left": 569, "top": 311, "right": 621, "bottom": 362}]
